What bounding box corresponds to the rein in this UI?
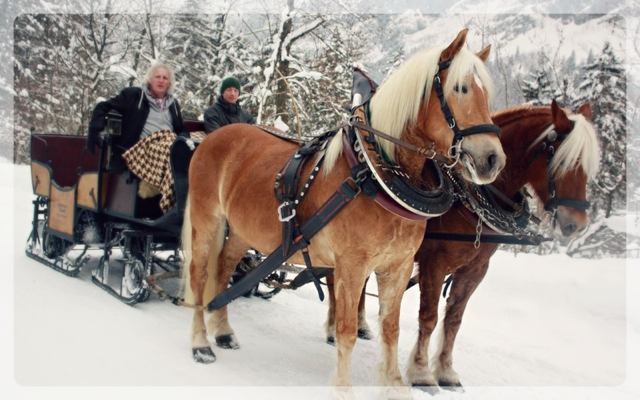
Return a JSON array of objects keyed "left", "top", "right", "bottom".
[{"left": 348, "top": 119, "right": 450, "bottom": 163}]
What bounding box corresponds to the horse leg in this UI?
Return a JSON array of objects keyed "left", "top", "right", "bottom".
[
  {"left": 325, "top": 273, "right": 338, "bottom": 344},
  {"left": 375, "top": 258, "right": 415, "bottom": 390},
  {"left": 435, "top": 260, "right": 490, "bottom": 388},
  {"left": 187, "top": 211, "right": 227, "bottom": 364},
  {"left": 406, "top": 251, "right": 449, "bottom": 390},
  {"left": 326, "top": 274, "right": 372, "bottom": 345},
  {"left": 329, "top": 261, "right": 368, "bottom": 388},
  {"left": 356, "top": 276, "right": 374, "bottom": 340},
  {"left": 207, "top": 231, "right": 250, "bottom": 350}
]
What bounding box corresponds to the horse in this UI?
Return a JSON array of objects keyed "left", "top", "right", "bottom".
[
  {"left": 181, "top": 29, "right": 506, "bottom": 390},
  {"left": 324, "top": 100, "right": 600, "bottom": 389},
  {"left": 406, "top": 100, "right": 600, "bottom": 390}
]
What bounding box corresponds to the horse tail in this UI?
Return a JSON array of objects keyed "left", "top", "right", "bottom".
[
  {"left": 180, "top": 195, "right": 194, "bottom": 303},
  {"left": 180, "top": 193, "right": 228, "bottom": 305}
]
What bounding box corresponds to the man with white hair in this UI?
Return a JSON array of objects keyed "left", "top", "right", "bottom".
[
  {"left": 86, "top": 62, "right": 189, "bottom": 162},
  {"left": 86, "top": 62, "right": 191, "bottom": 213}
]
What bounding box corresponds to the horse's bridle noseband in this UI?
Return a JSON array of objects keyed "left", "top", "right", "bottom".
[{"left": 526, "top": 127, "right": 591, "bottom": 213}]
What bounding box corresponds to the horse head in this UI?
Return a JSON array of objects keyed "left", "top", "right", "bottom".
[
  {"left": 530, "top": 100, "right": 600, "bottom": 237},
  {"left": 370, "top": 29, "right": 506, "bottom": 186}
]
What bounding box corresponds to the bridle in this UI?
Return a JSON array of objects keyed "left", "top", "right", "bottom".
[
  {"left": 352, "top": 57, "right": 503, "bottom": 167},
  {"left": 525, "top": 126, "right": 591, "bottom": 213},
  {"left": 432, "top": 59, "right": 503, "bottom": 162}
]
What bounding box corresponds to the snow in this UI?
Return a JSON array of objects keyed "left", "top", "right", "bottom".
[
  {"left": 2, "top": 159, "right": 639, "bottom": 400},
  {"left": 3, "top": 0, "right": 639, "bottom": 398}
]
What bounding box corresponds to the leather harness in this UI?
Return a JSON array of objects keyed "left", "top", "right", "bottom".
[{"left": 206, "top": 62, "right": 504, "bottom": 311}]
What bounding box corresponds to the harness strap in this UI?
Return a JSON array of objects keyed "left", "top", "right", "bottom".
[
  {"left": 432, "top": 60, "right": 502, "bottom": 144},
  {"left": 348, "top": 120, "right": 449, "bottom": 162},
  {"left": 275, "top": 149, "right": 309, "bottom": 256},
  {"left": 207, "top": 175, "right": 362, "bottom": 312},
  {"left": 425, "top": 231, "right": 549, "bottom": 245}
]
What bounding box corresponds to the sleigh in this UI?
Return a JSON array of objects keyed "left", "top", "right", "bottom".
[{"left": 25, "top": 113, "right": 285, "bottom": 305}]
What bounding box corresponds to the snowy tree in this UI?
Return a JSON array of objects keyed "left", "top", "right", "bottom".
[
  {"left": 298, "top": 26, "right": 364, "bottom": 135},
  {"left": 575, "top": 42, "right": 627, "bottom": 218},
  {"left": 165, "top": 10, "right": 234, "bottom": 119},
  {"left": 13, "top": 10, "right": 140, "bottom": 163},
  {"left": 521, "top": 66, "right": 556, "bottom": 106},
  {"left": 256, "top": 0, "right": 325, "bottom": 131}
]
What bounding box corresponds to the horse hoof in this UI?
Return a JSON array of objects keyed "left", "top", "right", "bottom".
[
  {"left": 357, "top": 328, "right": 374, "bottom": 340},
  {"left": 326, "top": 336, "right": 335, "bottom": 346},
  {"left": 412, "top": 383, "right": 439, "bottom": 395},
  {"left": 439, "top": 380, "right": 464, "bottom": 392},
  {"left": 215, "top": 334, "right": 240, "bottom": 349},
  {"left": 192, "top": 347, "right": 216, "bottom": 364}
]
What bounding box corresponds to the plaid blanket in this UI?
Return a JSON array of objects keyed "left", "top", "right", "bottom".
[{"left": 123, "top": 130, "right": 206, "bottom": 213}]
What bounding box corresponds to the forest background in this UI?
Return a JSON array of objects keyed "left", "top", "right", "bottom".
[{"left": 2, "top": 0, "right": 638, "bottom": 257}]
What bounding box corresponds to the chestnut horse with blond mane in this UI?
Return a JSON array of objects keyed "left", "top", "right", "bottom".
[
  {"left": 406, "top": 100, "right": 599, "bottom": 391},
  {"left": 324, "top": 100, "right": 599, "bottom": 391},
  {"left": 181, "top": 29, "right": 505, "bottom": 390}
]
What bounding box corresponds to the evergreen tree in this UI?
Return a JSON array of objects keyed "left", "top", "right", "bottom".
[
  {"left": 521, "top": 66, "right": 556, "bottom": 106},
  {"left": 300, "top": 27, "right": 363, "bottom": 135},
  {"left": 575, "top": 42, "right": 626, "bottom": 218}
]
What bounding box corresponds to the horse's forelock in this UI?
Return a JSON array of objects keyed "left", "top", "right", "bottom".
[
  {"left": 550, "top": 114, "right": 601, "bottom": 180},
  {"left": 443, "top": 47, "right": 495, "bottom": 102}
]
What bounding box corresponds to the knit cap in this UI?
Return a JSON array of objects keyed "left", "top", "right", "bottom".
[{"left": 220, "top": 77, "right": 241, "bottom": 95}]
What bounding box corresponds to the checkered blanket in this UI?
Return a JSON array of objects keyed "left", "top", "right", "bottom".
[{"left": 123, "top": 130, "right": 206, "bottom": 213}]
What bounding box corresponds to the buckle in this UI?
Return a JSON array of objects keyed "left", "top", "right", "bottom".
[{"left": 277, "top": 202, "right": 296, "bottom": 222}]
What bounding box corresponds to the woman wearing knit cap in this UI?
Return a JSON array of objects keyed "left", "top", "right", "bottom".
[{"left": 203, "top": 76, "right": 255, "bottom": 134}]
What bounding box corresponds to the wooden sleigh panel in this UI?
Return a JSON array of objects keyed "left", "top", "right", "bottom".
[{"left": 48, "top": 182, "right": 76, "bottom": 239}]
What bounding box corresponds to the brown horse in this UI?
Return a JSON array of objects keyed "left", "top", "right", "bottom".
[
  {"left": 406, "top": 100, "right": 600, "bottom": 390},
  {"left": 326, "top": 100, "right": 600, "bottom": 389},
  {"left": 181, "top": 29, "right": 505, "bottom": 390}
]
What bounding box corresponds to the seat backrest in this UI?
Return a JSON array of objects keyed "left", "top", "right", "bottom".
[
  {"left": 185, "top": 120, "right": 205, "bottom": 133},
  {"left": 31, "top": 134, "right": 100, "bottom": 188}
]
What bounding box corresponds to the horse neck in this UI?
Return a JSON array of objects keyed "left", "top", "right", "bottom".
[{"left": 491, "top": 107, "right": 553, "bottom": 198}]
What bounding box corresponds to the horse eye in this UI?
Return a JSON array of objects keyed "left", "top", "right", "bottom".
[{"left": 454, "top": 84, "right": 468, "bottom": 94}]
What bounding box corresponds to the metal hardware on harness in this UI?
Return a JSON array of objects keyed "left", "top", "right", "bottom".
[
  {"left": 438, "top": 164, "right": 549, "bottom": 245},
  {"left": 474, "top": 208, "right": 484, "bottom": 249},
  {"left": 277, "top": 202, "right": 297, "bottom": 222},
  {"left": 445, "top": 138, "right": 463, "bottom": 169}
]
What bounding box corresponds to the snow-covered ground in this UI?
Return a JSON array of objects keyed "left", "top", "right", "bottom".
[{"left": 2, "top": 160, "right": 639, "bottom": 400}]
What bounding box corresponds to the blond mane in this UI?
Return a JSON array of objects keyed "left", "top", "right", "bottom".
[
  {"left": 529, "top": 113, "right": 600, "bottom": 180},
  {"left": 324, "top": 44, "right": 494, "bottom": 173}
]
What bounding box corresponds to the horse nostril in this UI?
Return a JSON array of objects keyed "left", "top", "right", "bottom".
[
  {"left": 487, "top": 153, "right": 497, "bottom": 170},
  {"left": 563, "top": 224, "right": 577, "bottom": 236}
]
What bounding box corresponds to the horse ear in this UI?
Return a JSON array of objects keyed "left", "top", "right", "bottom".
[
  {"left": 577, "top": 102, "right": 592, "bottom": 121},
  {"left": 476, "top": 45, "right": 491, "bottom": 62},
  {"left": 551, "top": 99, "right": 573, "bottom": 132},
  {"left": 440, "top": 29, "right": 469, "bottom": 62}
]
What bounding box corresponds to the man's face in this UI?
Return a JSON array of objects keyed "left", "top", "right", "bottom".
[
  {"left": 149, "top": 68, "right": 171, "bottom": 98},
  {"left": 222, "top": 87, "right": 239, "bottom": 104}
]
